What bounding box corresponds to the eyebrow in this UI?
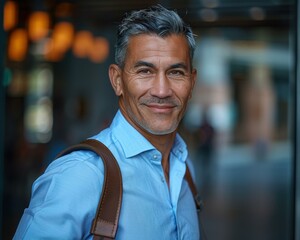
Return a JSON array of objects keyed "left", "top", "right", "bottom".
[
  {"left": 170, "top": 63, "right": 189, "bottom": 70},
  {"left": 134, "top": 61, "right": 189, "bottom": 70},
  {"left": 134, "top": 61, "right": 155, "bottom": 69}
]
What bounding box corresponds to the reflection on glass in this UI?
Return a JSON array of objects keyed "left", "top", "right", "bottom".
[{"left": 24, "top": 66, "right": 53, "bottom": 143}]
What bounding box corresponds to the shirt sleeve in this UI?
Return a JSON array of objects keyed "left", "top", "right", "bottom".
[{"left": 13, "top": 157, "right": 104, "bottom": 240}]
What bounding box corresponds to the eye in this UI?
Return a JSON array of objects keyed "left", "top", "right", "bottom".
[
  {"left": 169, "top": 69, "right": 185, "bottom": 76},
  {"left": 137, "top": 68, "right": 152, "bottom": 75}
]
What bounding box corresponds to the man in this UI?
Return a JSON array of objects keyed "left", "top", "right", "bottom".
[{"left": 14, "top": 4, "right": 199, "bottom": 239}]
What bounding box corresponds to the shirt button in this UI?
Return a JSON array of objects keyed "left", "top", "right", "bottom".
[{"left": 153, "top": 155, "right": 158, "bottom": 159}]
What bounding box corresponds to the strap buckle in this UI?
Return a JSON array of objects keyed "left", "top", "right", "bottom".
[{"left": 195, "top": 194, "right": 204, "bottom": 212}]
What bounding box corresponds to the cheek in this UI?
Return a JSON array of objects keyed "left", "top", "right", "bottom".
[
  {"left": 127, "top": 79, "right": 149, "bottom": 97},
  {"left": 121, "top": 82, "right": 143, "bottom": 105},
  {"left": 176, "top": 84, "right": 193, "bottom": 102}
]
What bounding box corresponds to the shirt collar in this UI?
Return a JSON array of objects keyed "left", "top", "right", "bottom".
[
  {"left": 110, "top": 110, "right": 155, "bottom": 158},
  {"left": 171, "top": 133, "right": 188, "bottom": 163}
]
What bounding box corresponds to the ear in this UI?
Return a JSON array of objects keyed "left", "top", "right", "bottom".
[
  {"left": 109, "top": 64, "right": 123, "bottom": 96},
  {"left": 189, "top": 68, "right": 197, "bottom": 99}
]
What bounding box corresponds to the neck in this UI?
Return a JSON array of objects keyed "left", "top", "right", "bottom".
[
  {"left": 137, "top": 125, "right": 176, "bottom": 162},
  {"left": 143, "top": 129, "right": 176, "bottom": 159}
]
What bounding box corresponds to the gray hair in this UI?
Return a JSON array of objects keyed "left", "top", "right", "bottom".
[{"left": 115, "top": 5, "right": 196, "bottom": 68}]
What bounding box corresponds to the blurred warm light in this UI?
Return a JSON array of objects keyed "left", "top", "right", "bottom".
[
  {"left": 43, "top": 22, "right": 74, "bottom": 62},
  {"left": 89, "top": 37, "right": 110, "bottom": 63},
  {"left": 52, "top": 22, "right": 74, "bottom": 53},
  {"left": 72, "top": 31, "right": 93, "bottom": 58},
  {"left": 4, "top": 1, "right": 18, "bottom": 31},
  {"left": 8, "top": 28, "right": 28, "bottom": 61},
  {"left": 44, "top": 38, "right": 64, "bottom": 62},
  {"left": 28, "top": 11, "right": 50, "bottom": 42}
]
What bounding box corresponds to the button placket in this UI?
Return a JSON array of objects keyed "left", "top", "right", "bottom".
[
  {"left": 149, "top": 151, "right": 164, "bottom": 181},
  {"left": 153, "top": 154, "right": 165, "bottom": 183}
]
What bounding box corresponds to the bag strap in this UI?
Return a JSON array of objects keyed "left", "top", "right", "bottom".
[
  {"left": 56, "top": 139, "right": 122, "bottom": 240},
  {"left": 185, "top": 166, "right": 208, "bottom": 240},
  {"left": 185, "top": 166, "right": 203, "bottom": 212},
  {"left": 56, "top": 139, "right": 204, "bottom": 239}
]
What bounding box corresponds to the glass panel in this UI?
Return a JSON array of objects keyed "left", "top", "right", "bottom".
[{"left": 180, "top": 26, "right": 293, "bottom": 240}]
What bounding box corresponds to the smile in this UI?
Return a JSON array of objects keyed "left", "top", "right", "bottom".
[{"left": 146, "top": 104, "right": 176, "bottom": 113}]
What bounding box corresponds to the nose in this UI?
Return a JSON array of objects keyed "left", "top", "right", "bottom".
[{"left": 149, "top": 72, "right": 172, "bottom": 98}]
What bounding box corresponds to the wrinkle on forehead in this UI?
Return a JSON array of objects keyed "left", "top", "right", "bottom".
[{"left": 125, "top": 34, "right": 191, "bottom": 69}]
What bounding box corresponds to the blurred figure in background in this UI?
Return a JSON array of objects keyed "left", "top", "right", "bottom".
[{"left": 196, "top": 109, "right": 216, "bottom": 194}]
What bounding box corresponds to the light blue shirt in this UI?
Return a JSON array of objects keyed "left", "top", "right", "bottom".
[{"left": 14, "top": 110, "right": 200, "bottom": 240}]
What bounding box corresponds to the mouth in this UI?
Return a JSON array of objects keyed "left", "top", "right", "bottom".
[{"left": 146, "top": 104, "right": 176, "bottom": 113}]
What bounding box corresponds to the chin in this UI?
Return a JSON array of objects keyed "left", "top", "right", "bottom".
[{"left": 146, "top": 126, "right": 177, "bottom": 136}]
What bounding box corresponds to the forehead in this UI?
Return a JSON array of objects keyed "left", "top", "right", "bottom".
[{"left": 125, "top": 34, "right": 191, "bottom": 65}]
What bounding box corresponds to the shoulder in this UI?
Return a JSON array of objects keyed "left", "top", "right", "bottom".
[
  {"left": 31, "top": 150, "right": 104, "bottom": 208},
  {"left": 46, "top": 148, "right": 104, "bottom": 178},
  {"left": 15, "top": 150, "right": 105, "bottom": 239}
]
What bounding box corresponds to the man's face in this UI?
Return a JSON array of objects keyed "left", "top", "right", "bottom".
[{"left": 109, "top": 34, "right": 196, "bottom": 136}]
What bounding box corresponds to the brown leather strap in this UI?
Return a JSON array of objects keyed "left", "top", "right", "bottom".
[
  {"left": 56, "top": 139, "right": 122, "bottom": 239},
  {"left": 185, "top": 166, "right": 203, "bottom": 212},
  {"left": 185, "top": 166, "right": 208, "bottom": 240}
]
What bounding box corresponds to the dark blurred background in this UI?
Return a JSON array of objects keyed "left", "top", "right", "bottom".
[{"left": 1, "top": 0, "right": 299, "bottom": 239}]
